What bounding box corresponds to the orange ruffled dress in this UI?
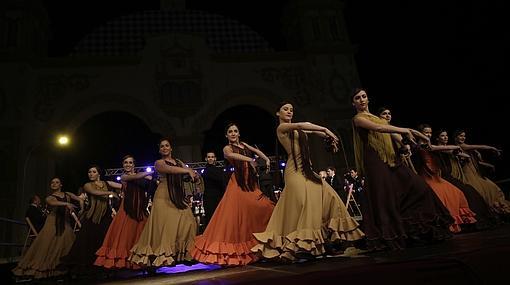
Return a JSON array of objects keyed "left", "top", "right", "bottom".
[
  {"left": 416, "top": 148, "right": 477, "bottom": 233},
  {"left": 192, "top": 144, "right": 274, "bottom": 265},
  {"left": 94, "top": 178, "right": 151, "bottom": 269}
]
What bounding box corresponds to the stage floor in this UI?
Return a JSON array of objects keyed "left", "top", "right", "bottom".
[{"left": 7, "top": 224, "right": 510, "bottom": 284}]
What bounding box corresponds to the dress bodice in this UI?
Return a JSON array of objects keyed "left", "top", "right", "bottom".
[
  {"left": 278, "top": 130, "right": 303, "bottom": 170},
  {"left": 352, "top": 113, "right": 397, "bottom": 175},
  {"left": 48, "top": 192, "right": 69, "bottom": 216},
  {"left": 417, "top": 148, "right": 441, "bottom": 176}
]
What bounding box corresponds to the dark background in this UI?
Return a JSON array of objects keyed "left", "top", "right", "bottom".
[{"left": 39, "top": 0, "right": 508, "bottom": 190}]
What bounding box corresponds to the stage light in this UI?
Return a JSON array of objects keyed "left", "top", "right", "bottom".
[
  {"left": 280, "top": 162, "right": 286, "bottom": 167},
  {"left": 57, "top": 135, "right": 69, "bottom": 146},
  {"left": 200, "top": 169, "right": 205, "bottom": 174},
  {"left": 20, "top": 133, "right": 71, "bottom": 214},
  {"left": 116, "top": 176, "right": 121, "bottom": 181},
  {"left": 157, "top": 263, "right": 221, "bottom": 274},
  {"left": 146, "top": 167, "right": 152, "bottom": 172}
]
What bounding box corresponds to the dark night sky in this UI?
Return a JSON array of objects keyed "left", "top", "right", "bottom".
[{"left": 39, "top": 0, "right": 509, "bottom": 187}]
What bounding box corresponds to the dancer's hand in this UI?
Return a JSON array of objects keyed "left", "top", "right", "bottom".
[
  {"left": 491, "top": 147, "right": 502, "bottom": 156},
  {"left": 456, "top": 152, "right": 470, "bottom": 159},
  {"left": 402, "top": 129, "right": 417, "bottom": 145},
  {"left": 249, "top": 159, "right": 258, "bottom": 173},
  {"left": 410, "top": 129, "right": 430, "bottom": 144},
  {"left": 187, "top": 169, "right": 198, "bottom": 181},
  {"left": 324, "top": 128, "right": 339, "bottom": 143},
  {"left": 331, "top": 140, "right": 339, "bottom": 153},
  {"left": 265, "top": 158, "right": 271, "bottom": 173},
  {"left": 65, "top": 203, "right": 77, "bottom": 212},
  {"left": 109, "top": 192, "right": 120, "bottom": 200}
]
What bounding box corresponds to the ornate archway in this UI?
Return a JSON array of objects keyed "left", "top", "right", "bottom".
[
  {"left": 56, "top": 110, "right": 162, "bottom": 193},
  {"left": 201, "top": 104, "right": 278, "bottom": 160}
]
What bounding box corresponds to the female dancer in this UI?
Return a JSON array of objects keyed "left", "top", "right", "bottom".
[
  {"left": 192, "top": 123, "right": 275, "bottom": 265},
  {"left": 377, "top": 106, "right": 417, "bottom": 173},
  {"left": 434, "top": 129, "right": 500, "bottom": 229},
  {"left": 129, "top": 138, "right": 198, "bottom": 267},
  {"left": 351, "top": 88, "right": 452, "bottom": 250},
  {"left": 252, "top": 102, "right": 364, "bottom": 261},
  {"left": 453, "top": 130, "right": 510, "bottom": 214},
  {"left": 413, "top": 124, "right": 477, "bottom": 233},
  {"left": 61, "top": 166, "right": 121, "bottom": 274},
  {"left": 95, "top": 155, "right": 153, "bottom": 269},
  {"left": 13, "top": 177, "right": 82, "bottom": 279}
]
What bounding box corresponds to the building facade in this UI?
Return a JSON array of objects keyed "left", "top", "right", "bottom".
[{"left": 0, "top": 0, "right": 359, "bottom": 253}]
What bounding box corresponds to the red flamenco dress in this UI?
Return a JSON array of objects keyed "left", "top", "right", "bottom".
[
  {"left": 94, "top": 178, "right": 151, "bottom": 269},
  {"left": 192, "top": 144, "right": 274, "bottom": 265}
]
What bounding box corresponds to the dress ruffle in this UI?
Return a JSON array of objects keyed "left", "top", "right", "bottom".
[
  {"left": 129, "top": 241, "right": 193, "bottom": 267},
  {"left": 252, "top": 217, "right": 365, "bottom": 261},
  {"left": 326, "top": 216, "right": 365, "bottom": 242},
  {"left": 449, "top": 208, "right": 477, "bottom": 233},
  {"left": 192, "top": 236, "right": 259, "bottom": 266},
  {"left": 252, "top": 228, "right": 325, "bottom": 260},
  {"left": 93, "top": 200, "right": 147, "bottom": 269},
  {"left": 13, "top": 213, "right": 75, "bottom": 279},
  {"left": 126, "top": 175, "right": 197, "bottom": 268},
  {"left": 191, "top": 170, "right": 274, "bottom": 266},
  {"left": 95, "top": 246, "right": 140, "bottom": 269}
]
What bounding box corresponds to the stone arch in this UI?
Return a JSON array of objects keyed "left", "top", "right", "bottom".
[
  {"left": 50, "top": 93, "right": 175, "bottom": 138},
  {"left": 53, "top": 109, "right": 164, "bottom": 194},
  {"left": 201, "top": 104, "right": 278, "bottom": 159},
  {"left": 193, "top": 87, "right": 283, "bottom": 134},
  {"left": 26, "top": 93, "right": 175, "bottom": 193}
]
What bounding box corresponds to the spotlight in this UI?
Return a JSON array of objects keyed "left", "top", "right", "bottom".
[
  {"left": 57, "top": 135, "right": 70, "bottom": 146},
  {"left": 146, "top": 167, "right": 152, "bottom": 172},
  {"left": 280, "top": 162, "right": 286, "bottom": 167},
  {"left": 116, "top": 176, "right": 121, "bottom": 181}
]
